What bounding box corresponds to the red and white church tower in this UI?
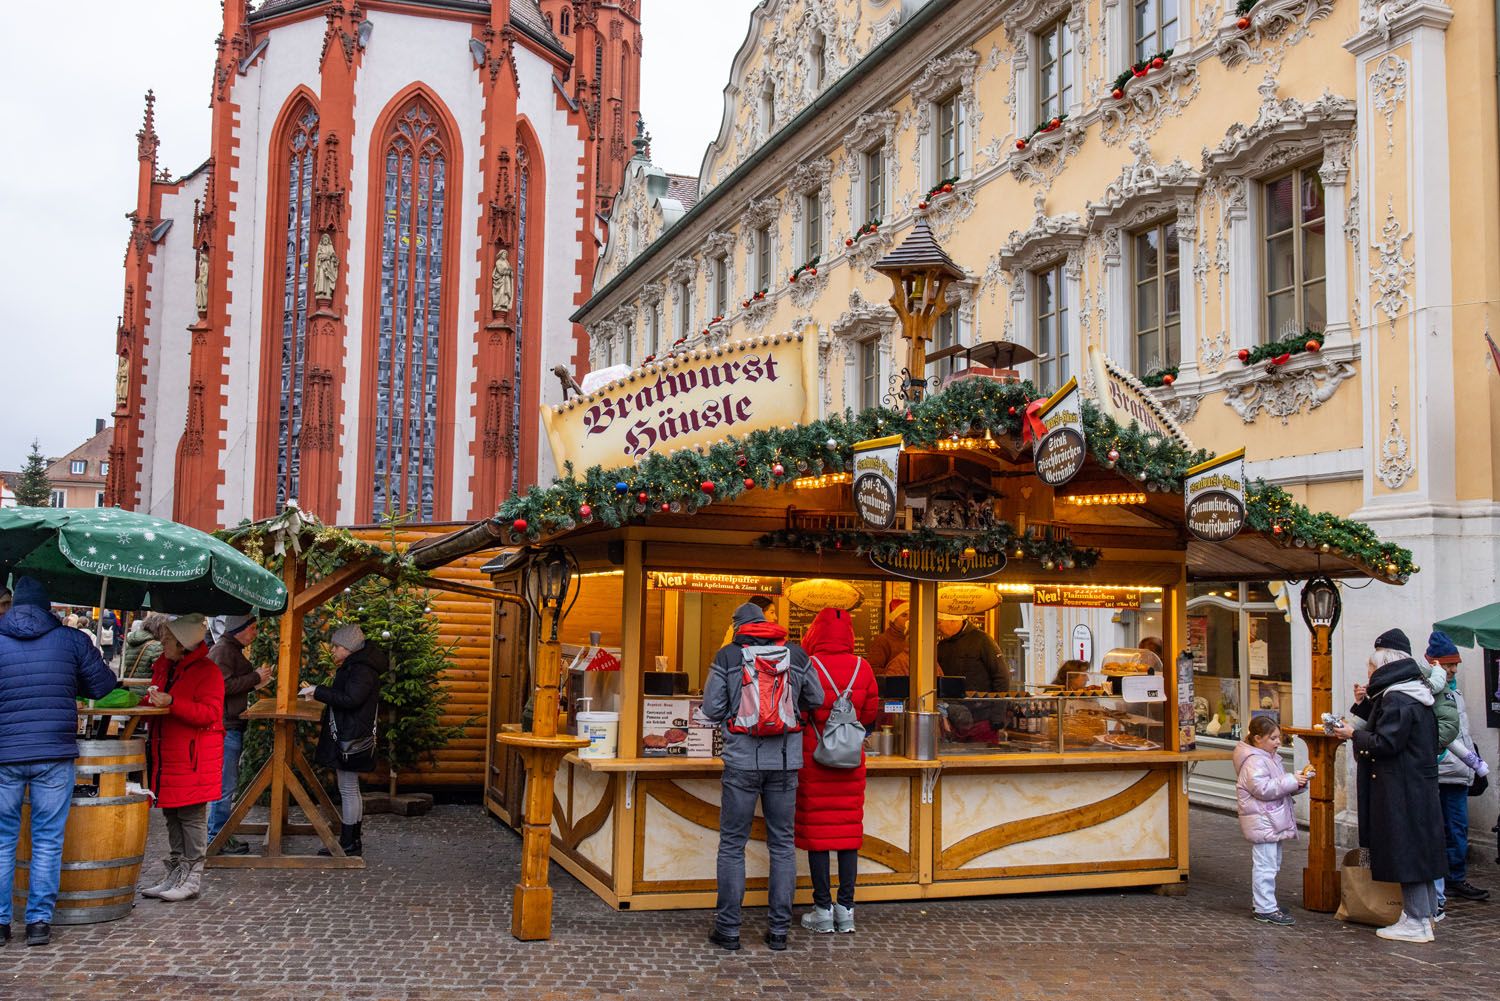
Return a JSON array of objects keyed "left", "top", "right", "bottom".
[{"left": 107, "top": 0, "right": 641, "bottom": 529}]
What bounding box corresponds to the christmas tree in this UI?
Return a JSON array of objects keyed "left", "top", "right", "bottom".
[{"left": 14, "top": 440, "right": 53, "bottom": 506}]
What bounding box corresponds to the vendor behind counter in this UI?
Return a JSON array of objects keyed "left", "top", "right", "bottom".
[{"left": 936, "top": 616, "right": 1011, "bottom": 692}]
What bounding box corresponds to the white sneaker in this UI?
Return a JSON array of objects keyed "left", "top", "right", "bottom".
[
  {"left": 1376, "top": 912, "right": 1431, "bottom": 943},
  {"left": 800, "top": 906, "right": 834, "bottom": 933},
  {"left": 833, "top": 903, "right": 855, "bottom": 933},
  {"left": 1420, "top": 918, "right": 1435, "bottom": 942}
]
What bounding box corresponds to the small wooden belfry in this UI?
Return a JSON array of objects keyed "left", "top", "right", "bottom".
[{"left": 873, "top": 213, "right": 968, "bottom": 404}]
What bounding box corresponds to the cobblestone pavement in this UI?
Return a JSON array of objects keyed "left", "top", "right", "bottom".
[{"left": 4, "top": 804, "right": 1494, "bottom": 1000}]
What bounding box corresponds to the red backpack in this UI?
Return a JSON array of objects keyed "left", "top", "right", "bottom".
[{"left": 728, "top": 644, "right": 802, "bottom": 737}]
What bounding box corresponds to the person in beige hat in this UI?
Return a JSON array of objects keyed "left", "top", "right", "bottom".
[
  {"left": 140, "top": 613, "right": 224, "bottom": 902},
  {"left": 300, "top": 624, "right": 383, "bottom": 857}
]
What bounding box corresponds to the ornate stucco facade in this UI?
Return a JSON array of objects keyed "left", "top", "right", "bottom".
[{"left": 577, "top": 0, "right": 1500, "bottom": 843}]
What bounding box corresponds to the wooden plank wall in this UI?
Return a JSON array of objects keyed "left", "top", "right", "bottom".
[{"left": 350, "top": 525, "right": 497, "bottom": 789}]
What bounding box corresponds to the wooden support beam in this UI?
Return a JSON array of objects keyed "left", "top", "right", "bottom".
[{"left": 291, "top": 555, "right": 388, "bottom": 614}]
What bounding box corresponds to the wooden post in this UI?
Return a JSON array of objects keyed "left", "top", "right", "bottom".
[
  {"left": 1298, "top": 622, "right": 1341, "bottom": 912},
  {"left": 497, "top": 603, "right": 588, "bottom": 941}
]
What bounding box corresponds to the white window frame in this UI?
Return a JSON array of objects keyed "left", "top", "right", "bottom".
[
  {"left": 862, "top": 145, "right": 887, "bottom": 224},
  {"left": 810, "top": 28, "right": 827, "bottom": 89},
  {"left": 50, "top": 489, "right": 65, "bottom": 508},
  {"left": 1007, "top": 3, "right": 1084, "bottom": 136},
  {"left": 96, "top": 491, "right": 106, "bottom": 507},
  {"left": 713, "top": 256, "right": 728, "bottom": 317},
  {"left": 1034, "top": 17, "right": 1075, "bottom": 130},
  {"left": 755, "top": 224, "right": 774, "bottom": 290},
  {"left": 675, "top": 282, "right": 692, "bottom": 341},
  {"left": 802, "top": 191, "right": 823, "bottom": 263},
  {"left": 1129, "top": 0, "right": 1179, "bottom": 64},
  {"left": 100, "top": 460, "right": 109, "bottom": 477},
  {"left": 935, "top": 90, "right": 966, "bottom": 182},
  {"left": 70, "top": 460, "right": 86, "bottom": 475},
  {"left": 1260, "top": 163, "right": 1328, "bottom": 344},
  {"left": 1130, "top": 220, "right": 1182, "bottom": 374},
  {"left": 759, "top": 81, "right": 776, "bottom": 138},
  {"left": 855, "top": 336, "right": 883, "bottom": 411}
]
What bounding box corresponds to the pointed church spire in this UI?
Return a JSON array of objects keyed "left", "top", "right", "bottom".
[{"left": 137, "top": 90, "right": 159, "bottom": 164}]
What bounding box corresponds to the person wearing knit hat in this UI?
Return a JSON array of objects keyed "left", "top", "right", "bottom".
[
  {"left": 0, "top": 576, "right": 117, "bottom": 944},
  {"left": 206, "top": 613, "right": 272, "bottom": 853},
  {"left": 1424, "top": 631, "right": 1491, "bottom": 902},
  {"left": 301, "top": 624, "right": 384, "bottom": 857},
  {"left": 140, "top": 610, "right": 224, "bottom": 905},
  {"left": 1374, "top": 628, "right": 1412, "bottom": 656},
  {"left": 867, "top": 598, "right": 910, "bottom": 676}
]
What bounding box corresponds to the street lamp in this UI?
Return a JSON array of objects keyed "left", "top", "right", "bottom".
[
  {"left": 873, "top": 214, "right": 968, "bottom": 405},
  {"left": 498, "top": 544, "right": 588, "bottom": 940},
  {"left": 1295, "top": 574, "right": 1342, "bottom": 912}
]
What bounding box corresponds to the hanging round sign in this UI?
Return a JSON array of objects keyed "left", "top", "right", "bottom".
[
  {"left": 1185, "top": 489, "right": 1246, "bottom": 543},
  {"left": 1034, "top": 427, "right": 1086, "bottom": 486},
  {"left": 937, "top": 583, "right": 1002, "bottom": 616},
  {"left": 785, "top": 577, "right": 864, "bottom": 611},
  {"left": 852, "top": 473, "right": 897, "bottom": 530}
]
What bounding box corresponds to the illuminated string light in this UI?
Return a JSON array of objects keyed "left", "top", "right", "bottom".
[
  {"left": 935, "top": 437, "right": 1002, "bottom": 452},
  {"left": 790, "top": 472, "right": 852, "bottom": 489},
  {"left": 1062, "top": 492, "right": 1148, "bottom": 506}
]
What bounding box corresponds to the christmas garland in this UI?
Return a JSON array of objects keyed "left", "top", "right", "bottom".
[
  {"left": 1235, "top": 0, "right": 1258, "bottom": 16},
  {"left": 1138, "top": 365, "right": 1180, "bottom": 388},
  {"left": 920, "top": 176, "right": 961, "bottom": 206},
  {"left": 1237, "top": 329, "right": 1324, "bottom": 367},
  {"left": 756, "top": 524, "right": 1101, "bottom": 570},
  {"left": 845, "top": 219, "right": 882, "bottom": 246},
  {"left": 1109, "top": 49, "right": 1174, "bottom": 100},
  {"left": 1015, "top": 114, "right": 1068, "bottom": 151},
  {"left": 740, "top": 287, "right": 770, "bottom": 308},
  {"left": 789, "top": 255, "right": 821, "bottom": 283},
  {"left": 495, "top": 373, "right": 1414, "bottom": 581}
]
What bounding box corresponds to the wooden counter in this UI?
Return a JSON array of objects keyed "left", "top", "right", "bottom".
[{"left": 564, "top": 748, "right": 1229, "bottom": 772}]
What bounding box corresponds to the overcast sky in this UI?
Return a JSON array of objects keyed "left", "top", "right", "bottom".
[{"left": 0, "top": 0, "right": 756, "bottom": 470}]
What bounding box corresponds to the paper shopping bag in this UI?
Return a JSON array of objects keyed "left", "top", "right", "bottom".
[{"left": 1334, "top": 849, "right": 1403, "bottom": 926}]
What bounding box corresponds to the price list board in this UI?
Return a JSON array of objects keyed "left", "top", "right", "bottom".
[{"left": 784, "top": 579, "right": 887, "bottom": 657}]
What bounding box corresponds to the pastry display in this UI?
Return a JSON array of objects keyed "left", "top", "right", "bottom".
[
  {"left": 664, "top": 727, "right": 688, "bottom": 744},
  {"left": 642, "top": 733, "right": 668, "bottom": 749},
  {"left": 1095, "top": 733, "right": 1161, "bottom": 750}
]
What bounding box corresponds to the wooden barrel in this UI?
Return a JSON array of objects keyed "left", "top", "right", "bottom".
[{"left": 14, "top": 739, "right": 151, "bottom": 925}]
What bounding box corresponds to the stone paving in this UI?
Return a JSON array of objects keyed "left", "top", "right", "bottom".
[{"left": 4, "top": 803, "right": 1493, "bottom": 1000}]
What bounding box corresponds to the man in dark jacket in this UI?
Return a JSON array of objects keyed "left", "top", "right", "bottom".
[
  {"left": 206, "top": 614, "right": 271, "bottom": 853},
  {"left": 937, "top": 615, "right": 1010, "bottom": 692},
  {"left": 0, "top": 577, "right": 117, "bottom": 946},
  {"left": 701, "top": 602, "right": 822, "bottom": 952},
  {"left": 1332, "top": 628, "right": 1448, "bottom": 943},
  {"left": 1425, "top": 631, "right": 1490, "bottom": 902}
]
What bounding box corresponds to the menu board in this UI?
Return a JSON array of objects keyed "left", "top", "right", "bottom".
[{"left": 785, "top": 578, "right": 885, "bottom": 657}]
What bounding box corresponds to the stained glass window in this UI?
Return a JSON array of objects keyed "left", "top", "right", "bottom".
[
  {"left": 510, "top": 149, "right": 529, "bottom": 494},
  {"left": 275, "top": 104, "right": 318, "bottom": 511},
  {"left": 372, "top": 99, "right": 446, "bottom": 521}
]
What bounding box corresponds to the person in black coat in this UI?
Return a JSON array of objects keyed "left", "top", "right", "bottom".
[
  {"left": 300, "top": 624, "right": 383, "bottom": 857},
  {"left": 1332, "top": 628, "right": 1447, "bottom": 943}
]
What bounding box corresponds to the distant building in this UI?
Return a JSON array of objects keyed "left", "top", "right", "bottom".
[
  {"left": 0, "top": 472, "right": 18, "bottom": 508},
  {"left": 46, "top": 421, "right": 112, "bottom": 509}
]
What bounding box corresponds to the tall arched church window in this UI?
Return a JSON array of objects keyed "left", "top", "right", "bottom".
[
  {"left": 509, "top": 145, "right": 530, "bottom": 494},
  {"left": 372, "top": 98, "right": 448, "bottom": 520},
  {"left": 560, "top": 8, "right": 570, "bottom": 35},
  {"left": 273, "top": 103, "right": 319, "bottom": 511}
]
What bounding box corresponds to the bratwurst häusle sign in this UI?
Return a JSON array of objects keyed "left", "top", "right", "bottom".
[{"left": 542, "top": 332, "right": 818, "bottom": 469}]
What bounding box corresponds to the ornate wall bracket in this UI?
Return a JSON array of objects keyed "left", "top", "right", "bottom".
[
  {"left": 1005, "top": 118, "right": 1087, "bottom": 186},
  {"left": 1100, "top": 59, "right": 1200, "bottom": 146},
  {"left": 1220, "top": 352, "right": 1358, "bottom": 424},
  {"left": 1214, "top": 0, "right": 1336, "bottom": 68}
]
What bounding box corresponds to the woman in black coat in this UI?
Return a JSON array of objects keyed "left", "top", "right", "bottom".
[
  {"left": 1333, "top": 629, "right": 1447, "bottom": 943},
  {"left": 299, "top": 624, "right": 383, "bottom": 857}
]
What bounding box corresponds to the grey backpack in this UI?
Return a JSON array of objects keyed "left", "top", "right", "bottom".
[{"left": 811, "top": 656, "right": 867, "bottom": 769}]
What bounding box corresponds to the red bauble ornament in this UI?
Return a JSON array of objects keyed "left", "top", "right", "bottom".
[
  {"left": 1008, "top": 406, "right": 1017, "bottom": 415},
  {"left": 578, "top": 504, "right": 592, "bottom": 519},
  {"left": 845, "top": 238, "right": 854, "bottom": 247},
  {"left": 918, "top": 200, "right": 929, "bottom": 210},
  {"left": 511, "top": 518, "right": 528, "bottom": 533},
  {"left": 789, "top": 272, "right": 798, "bottom": 283},
  {"left": 743, "top": 477, "right": 756, "bottom": 490},
  {"left": 1236, "top": 15, "right": 1251, "bottom": 29},
  {"left": 637, "top": 491, "right": 649, "bottom": 503},
  {"left": 660, "top": 502, "right": 671, "bottom": 513},
  {"left": 771, "top": 462, "right": 785, "bottom": 477},
  {"left": 736, "top": 455, "right": 747, "bottom": 467},
  {"left": 700, "top": 480, "right": 716, "bottom": 494},
  {"left": 1015, "top": 139, "right": 1027, "bottom": 150},
  {"left": 1112, "top": 88, "right": 1125, "bottom": 100},
  {"left": 1306, "top": 339, "right": 1322, "bottom": 353},
  {"left": 1272, "top": 523, "right": 1284, "bottom": 535},
  {"left": 1162, "top": 373, "right": 1175, "bottom": 386},
  {"left": 1049, "top": 117, "right": 1061, "bottom": 129},
  {"left": 1151, "top": 56, "right": 1164, "bottom": 69},
  {"left": 809, "top": 267, "right": 817, "bottom": 276},
  {"left": 834, "top": 540, "right": 842, "bottom": 550},
  {"left": 1271, "top": 352, "right": 1291, "bottom": 366},
  {"left": 1107, "top": 448, "right": 1120, "bottom": 462},
  {"left": 941, "top": 183, "right": 953, "bottom": 194},
  {"left": 900, "top": 548, "right": 911, "bottom": 559},
  {"left": 1133, "top": 67, "right": 1147, "bottom": 78},
  {"left": 1237, "top": 348, "right": 1251, "bottom": 363}
]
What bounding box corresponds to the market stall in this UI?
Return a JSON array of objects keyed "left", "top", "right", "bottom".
[{"left": 458, "top": 335, "right": 1413, "bottom": 912}]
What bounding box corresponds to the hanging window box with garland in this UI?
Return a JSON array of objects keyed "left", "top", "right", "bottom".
[
  {"left": 845, "top": 219, "right": 882, "bottom": 249},
  {"left": 917, "top": 176, "right": 962, "bottom": 211},
  {"left": 787, "top": 256, "right": 820, "bottom": 284},
  {"left": 739, "top": 287, "right": 770, "bottom": 309},
  {"left": 1006, "top": 115, "right": 1085, "bottom": 180},
  {"left": 1220, "top": 329, "right": 1360, "bottom": 424}
]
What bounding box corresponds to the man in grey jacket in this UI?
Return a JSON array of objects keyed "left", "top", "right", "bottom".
[
  {"left": 701, "top": 601, "right": 822, "bottom": 952},
  {"left": 1426, "top": 631, "right": 1490, "bottom": 902}
]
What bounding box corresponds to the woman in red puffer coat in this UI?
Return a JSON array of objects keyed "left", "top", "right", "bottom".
[
  {"left": 794, "top": 607, "right": 881, "bottom": 934},
  {"left": 140, "top": 613, "right": 224, "bottom": 903}
]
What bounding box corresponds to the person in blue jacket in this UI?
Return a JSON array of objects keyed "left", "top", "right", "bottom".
[{"left": 0, "top": 577, "right": 117, "bottom": 946}]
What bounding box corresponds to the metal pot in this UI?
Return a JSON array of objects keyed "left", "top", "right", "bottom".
[{"left": 905, "top": 711, "right": 940, "bottom": 761}]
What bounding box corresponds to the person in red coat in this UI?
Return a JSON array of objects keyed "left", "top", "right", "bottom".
[
  {"left": 139, "top": 613, "right": 224, "bottom": 903},
  {"left": 794, "top": 607, "right": 881, "bottom": 934}
]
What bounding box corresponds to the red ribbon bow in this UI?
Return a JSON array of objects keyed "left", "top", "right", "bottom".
[{"left": 1021, "top": 399, "right": 1048, "bottom": 445}]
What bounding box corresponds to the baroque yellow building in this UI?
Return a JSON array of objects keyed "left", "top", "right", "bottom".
[{"left": 574, "top": 0, "right": 1499, "bottom": 843}]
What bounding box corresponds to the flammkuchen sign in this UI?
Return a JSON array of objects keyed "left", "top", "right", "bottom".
[{"left": 542, "top": 331, "right": 818, "bottom": 470}]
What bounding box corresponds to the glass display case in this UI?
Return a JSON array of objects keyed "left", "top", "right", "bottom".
[{"left": 936, "top": 689, "right": 1167, "bottom": 755}]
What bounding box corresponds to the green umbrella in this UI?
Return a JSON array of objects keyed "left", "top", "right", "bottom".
[
  {"left": 1433, "top": 603, "right": 1500, "bottom": 650},
  {"left": 0, "top": 507, "right": 286, "bottom": 615}
]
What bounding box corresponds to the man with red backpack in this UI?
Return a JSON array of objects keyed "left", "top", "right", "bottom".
[{"left": 702, "top": 601, "right": 824, "bottom": 952}]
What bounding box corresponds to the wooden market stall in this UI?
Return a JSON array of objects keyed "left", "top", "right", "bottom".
[{"left": 456, "top": 362, "right": 1412, "bottom": 913}]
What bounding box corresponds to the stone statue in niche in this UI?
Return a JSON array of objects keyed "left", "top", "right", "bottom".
[
  {"left": 114, "top": 353, "right": 130, "bottom": 410},
  {"left": 314, "top": 233, "right": 339, "bottom": 301},
  {"left": 491, "top": 247, "right": 515, "bottom": 315},
  {"left": 194, "top": 251, "right": 210, "bottom": 316}
]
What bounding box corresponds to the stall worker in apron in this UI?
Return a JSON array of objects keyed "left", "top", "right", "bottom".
[{"left": 0, "top": 577, "right": 116, "bottom": 946}]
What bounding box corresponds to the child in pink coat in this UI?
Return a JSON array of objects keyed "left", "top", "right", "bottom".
[{"left": 1233, "top": 715, "right": 1311, "bottom": 926}]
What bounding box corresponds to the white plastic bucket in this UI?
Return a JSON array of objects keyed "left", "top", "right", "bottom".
[{"left": 577, "top": 711, "right": 620, "bottom": 759}]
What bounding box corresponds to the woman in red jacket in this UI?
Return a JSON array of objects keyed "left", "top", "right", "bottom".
[
  {"left": 794, "top": 607, "right": 882, "bottom": 934},
  {"left": 139, "top": 613, "right": 224, "bottom": 903}
]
